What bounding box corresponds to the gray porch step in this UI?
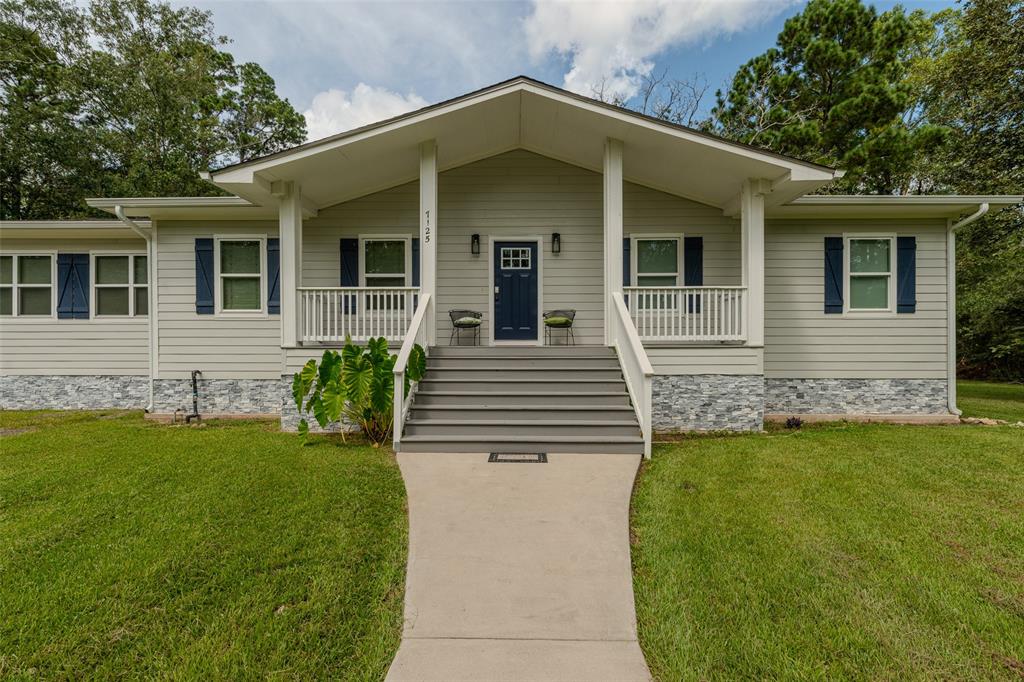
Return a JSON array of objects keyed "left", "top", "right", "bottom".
[
  {"left": 412, "top": 391, "right": 633, "bottom": 407},
  {"left": 430, "top": 345, "right": 614, "bottom": 357},
  {"left": 404, "top": 419, "right": 641, "bottom": 437},
  {"left": 421, "top": 368, "right": 623, "bottom": 381},
  {"left": 398, "top": 345, "right": 643, "bottom": 455},
  {"left": 398, "top": 435, "right": 645, "bottom": 455},
  {"left": 409, "top": 405, "right": 636, "bottom": 420},
  {"left": 427, "top": 357, "right": 621, "bottom": 370},
  {"left": 418, "top": 379, "right": 628, "bottom": 393}
]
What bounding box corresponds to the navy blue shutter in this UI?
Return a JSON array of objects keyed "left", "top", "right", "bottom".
[
  {"left": 622, "top": 237, "right": 631, "bottom": 286},
  {"left": 896, "top": 236, "right": 916, "bottom": 314},
  {"left": 57, "top": 253, "right": 89, "bottom": 319},
  {"left": 340, "top": 238, "right": 359, "bottom": 313},
  {"left": 684, "top": 236, "right": 703, "bottom": 312},
  {"left": 195, "top": 238, "right": 214, "bottom": 314},
  {"left": 266, "top": 238, "right": 280, "bottom": 314},
  {"left": 824, "top": 237, "right": 844, "bottom": 314},
  {"left": 411, "top": 238, "right": 420, "bottom": 286}
]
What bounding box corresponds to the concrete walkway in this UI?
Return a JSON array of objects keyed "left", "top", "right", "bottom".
[{"left": 386, "top": 453, "right": 651, "bottom": 682}]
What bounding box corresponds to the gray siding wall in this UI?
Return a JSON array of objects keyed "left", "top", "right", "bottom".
[
  {"left": 155, "top": 221, "right": 281, "bottom": 380},
  {"left": 0, "top": 237, "right": 149, "bottom": 375},
  {"left": 646, "top": 346, "right": 763, "bottom": 375},
  {"left": 764, "top": 219, "right": 948, "bottom": 379}
]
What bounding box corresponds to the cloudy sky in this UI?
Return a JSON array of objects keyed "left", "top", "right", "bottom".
[{"left": 176, "top": 0, "right": 952, "bottom": 141}]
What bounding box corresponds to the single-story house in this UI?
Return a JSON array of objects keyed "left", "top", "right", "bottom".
[{"left": 1, "top": 77, "right": 1020, "bottom": 456}]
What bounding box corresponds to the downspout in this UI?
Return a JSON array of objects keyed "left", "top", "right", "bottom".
[
  {"left": 946, "top": 202, "right": 989, "bottom": 415},
  {"left": 114, "top": 205, "right": 156, "bottom": 412}
]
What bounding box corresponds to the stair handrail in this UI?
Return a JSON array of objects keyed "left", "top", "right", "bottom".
[
  {"left": 610, "top": 291, "right": 654, "bottom": 458},
  {"left": 393, "top": 292, "right": 432, "bottom": 451}
]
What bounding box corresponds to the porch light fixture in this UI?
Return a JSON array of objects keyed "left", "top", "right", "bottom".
[
  {"left": 552, "top": 232, "right": 561, "bottom": 254},
  {"left": 471, "top": 233, "right": 480, "bottom": 255}
]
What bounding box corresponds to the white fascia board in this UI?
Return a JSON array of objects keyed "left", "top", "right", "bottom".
[{"left": 209, "top": 79, "right": 838, "bottom": 187}]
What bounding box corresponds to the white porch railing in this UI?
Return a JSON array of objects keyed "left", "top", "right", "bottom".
[
  {"left": 393, "top": 293, "right": 432, "bottom": 451},
  {"left": 298, "top": 287, "right": 420, "bottom": 344},
  {"left": 623, "top": 286, "right": 746, "bottom": 342},
  {"left": 610, "top": 292, "right": 653, "bottom": 459}
]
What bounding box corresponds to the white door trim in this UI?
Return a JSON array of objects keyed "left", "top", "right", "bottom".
[{"left": 487, "top": 235, "right": 544, "bottom": 346}]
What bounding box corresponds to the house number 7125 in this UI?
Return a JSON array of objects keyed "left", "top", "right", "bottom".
[{"left": 424, "top": 209, "right": 431, "bottom": 243}]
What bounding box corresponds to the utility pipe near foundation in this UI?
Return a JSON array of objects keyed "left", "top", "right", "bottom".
[
  {"left": 114, "top": 205, "right": 157, "bottom": 412},
  {"left": 946, "top": 202, "right": 989, "bottom": 415}
]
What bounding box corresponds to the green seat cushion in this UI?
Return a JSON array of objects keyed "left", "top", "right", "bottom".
[
  {"left": 454, "top": 316, "right": 481, "bottom": 326},
  {"left": 544, "top": 316, "right": 573, "bottom": 327}
]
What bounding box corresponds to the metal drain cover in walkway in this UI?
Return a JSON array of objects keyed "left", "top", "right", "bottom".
[{"left": 488, "top": 453, "right": 547, "bottom": 463}]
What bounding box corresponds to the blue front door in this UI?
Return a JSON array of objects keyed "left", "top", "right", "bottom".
[{"left": 494, "top": 241, "right": 538, "bottom": 341}]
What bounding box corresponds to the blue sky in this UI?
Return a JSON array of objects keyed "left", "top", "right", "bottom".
[{"left": 179, "top": 0, "right": 955, "bottom": 140}]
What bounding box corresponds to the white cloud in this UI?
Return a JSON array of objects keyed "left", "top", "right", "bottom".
[
  {"left": 303, "top": 84, "right": 429, "bottom": 141},
  {"left": 524, "top": 0, "right": 797, "bottom": 101}
]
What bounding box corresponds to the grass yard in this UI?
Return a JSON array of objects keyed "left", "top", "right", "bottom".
[
  {"left": 960, "top": 380, "right": 1024, "bottom": 422},
  {"left": 633, "top": 422, "right": 1024, "bottom": 680},
  {"left": 0, "top": 411, "right": 407, "bottom": 680}
]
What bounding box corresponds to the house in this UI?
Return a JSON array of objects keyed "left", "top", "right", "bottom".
[{"left": 1, "top": 77, "right": 1020, "bottom": 456}]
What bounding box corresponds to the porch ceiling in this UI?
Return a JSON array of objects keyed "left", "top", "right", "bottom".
[{"left": 208, "top": 77, "right": 840, "bottom": 213}]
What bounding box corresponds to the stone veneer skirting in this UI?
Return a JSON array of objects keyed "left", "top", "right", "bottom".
[
  {"left": 652, "top": 374, "right": 765, "bottom": 432},
  {"left": 151, "top": 378, "right": 285, "bottom": 415},
  {"left": 765, "top": 378, "right": 949, "bottom": 415},
  {"left": 0, "top": 375, "right": 150, "bottom": 410}
]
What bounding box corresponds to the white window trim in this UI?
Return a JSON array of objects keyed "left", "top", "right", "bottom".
[
  {"left": 629, "top": 234, "right": 684, "bottom": 287},
  {"left": 90, "top": 252, "right": 148, "bottom": 319},
  {"left": 843, "top": 233, "right": 896, "bottom": 316},
  {"left": 0, "top": 251, "right": 57, "bottom": 318},
  {"left": 358, "top": 235, "right": 413, "bottom": 287},
  {"left": 214, "top": 235, "right": 267, "bottom": 316},
  {"left": 500, "top": 247, "right": 533, "bottom": 270}
]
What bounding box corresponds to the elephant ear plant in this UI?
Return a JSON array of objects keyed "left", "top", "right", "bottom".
[{"left": 292, "top": 336, "right": 426, "bottom": 446}]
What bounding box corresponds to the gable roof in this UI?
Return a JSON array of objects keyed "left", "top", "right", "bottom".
[{"left": 206, "top": 76, "right": 842, "bottom": 211}]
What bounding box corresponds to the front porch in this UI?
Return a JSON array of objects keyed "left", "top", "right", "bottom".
[{"left": 294, "top": 284, "right": 748, "bottom": 345}]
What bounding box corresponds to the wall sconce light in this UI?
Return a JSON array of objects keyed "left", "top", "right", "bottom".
[
  {"left": 552, "top": 232, "right": 561, "bottom": 254},
  {"left": 471, "top": 234, "right": 480, "bottom": 255}
]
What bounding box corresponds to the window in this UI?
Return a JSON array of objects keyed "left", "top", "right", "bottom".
[
  {"left": 93, "top": 254, "right": 148, "bottom": 316},
  {"left": 500, "top": 247, "right": 532, "bottom": 270},
  {"left": 217, "top": 238, "right": 263, "bottom": 312},
  {"left": 362, "top": 239, "right": 408, "bottom": 287},
  {"left": 0, "top": 254, "right": 53, "bottom": 316},
  {"left": 846, "top": 237, "right": 893, "bottom": 311},
  {"left": 633, "top": 238, "right": 680, "bottom": 286}
]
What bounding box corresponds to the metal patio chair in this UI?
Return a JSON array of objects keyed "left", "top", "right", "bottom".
[
  {"left": 543, "top": 309, "right": 576, "bottom": 346},
  {"left": 449, "top": 309, "right": 483, "bottom": 345}
]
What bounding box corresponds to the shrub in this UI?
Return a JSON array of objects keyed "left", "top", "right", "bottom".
[{"left": 291, "top": 337, "right": 426, "bottom": 446}]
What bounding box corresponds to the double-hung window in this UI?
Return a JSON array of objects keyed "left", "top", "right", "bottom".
[
  {"left": 362, "top": 238, "right": 409, "bottom": 287},
  {"left": 93, "top": 254, "right": 148, "bottom": 316},
  {"left": 846, "top": 236, "right": 894, "bottom": 312},
  {"left": 632, "top": 237, "right": 681, "bottom": 310},
  {"left": 0, "top": 254, "right": 54, "bottom": 316},
  {"left": 217, "top": 238, "right": 264, "bottom": 313},
  {"left": 361, "top": 238, "right": 410, "bottom": 310}
]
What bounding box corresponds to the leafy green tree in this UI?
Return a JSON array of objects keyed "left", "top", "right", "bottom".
[
  {"left": 710, "top": 0, "right": 945, "bottom": 193},
  {"left": 921, "top": 0, "right": 1024, "bottom": 380},
  {"left": 0, "top": 0, "right": 306, "bottom": 218}
]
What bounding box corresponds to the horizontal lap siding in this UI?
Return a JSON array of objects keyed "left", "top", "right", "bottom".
[
  {"left": 624, "top": 185, "right": 741, "bottom": 286},
  {"left": 646, "top": 346, "right": 763, "bottom": 375},
  {"left": 0, "top": 237, "right": 148, "bottom": 375},
  {"left": 764, "top": 220, "right": 948, "bottom": 379},
  {"left": 302, "top": 183, "right": 418, "bottom": 287},
  {"left": 156, "top": 221, "right": 281, "bottom": 379},
  {"left": 438, "top": 150, "right": 604, "bottom": 344}
]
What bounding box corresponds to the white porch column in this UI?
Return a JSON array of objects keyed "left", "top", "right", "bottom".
[
  {"left": 419, "top": 140, "right": 438, "bottom": 345},
  {"left": 740, "top": 179, "right": 769, "bottom": 347},
  {"left": 603, "top": 138, "right": 624, "bottom": 345},
  {"left": 279, "top": 181, "right": 303, "bottom": 347}
]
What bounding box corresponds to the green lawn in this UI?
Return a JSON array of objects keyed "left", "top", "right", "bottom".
[
  {"left": 959, "top": 380, "right": 1024, "bottom": 422},
  {"left": 633, "top": 423, "right": 1024, "bottom": 680},
  {"left": 0, "top": 411, "right": 407, "bottom": 680}
]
